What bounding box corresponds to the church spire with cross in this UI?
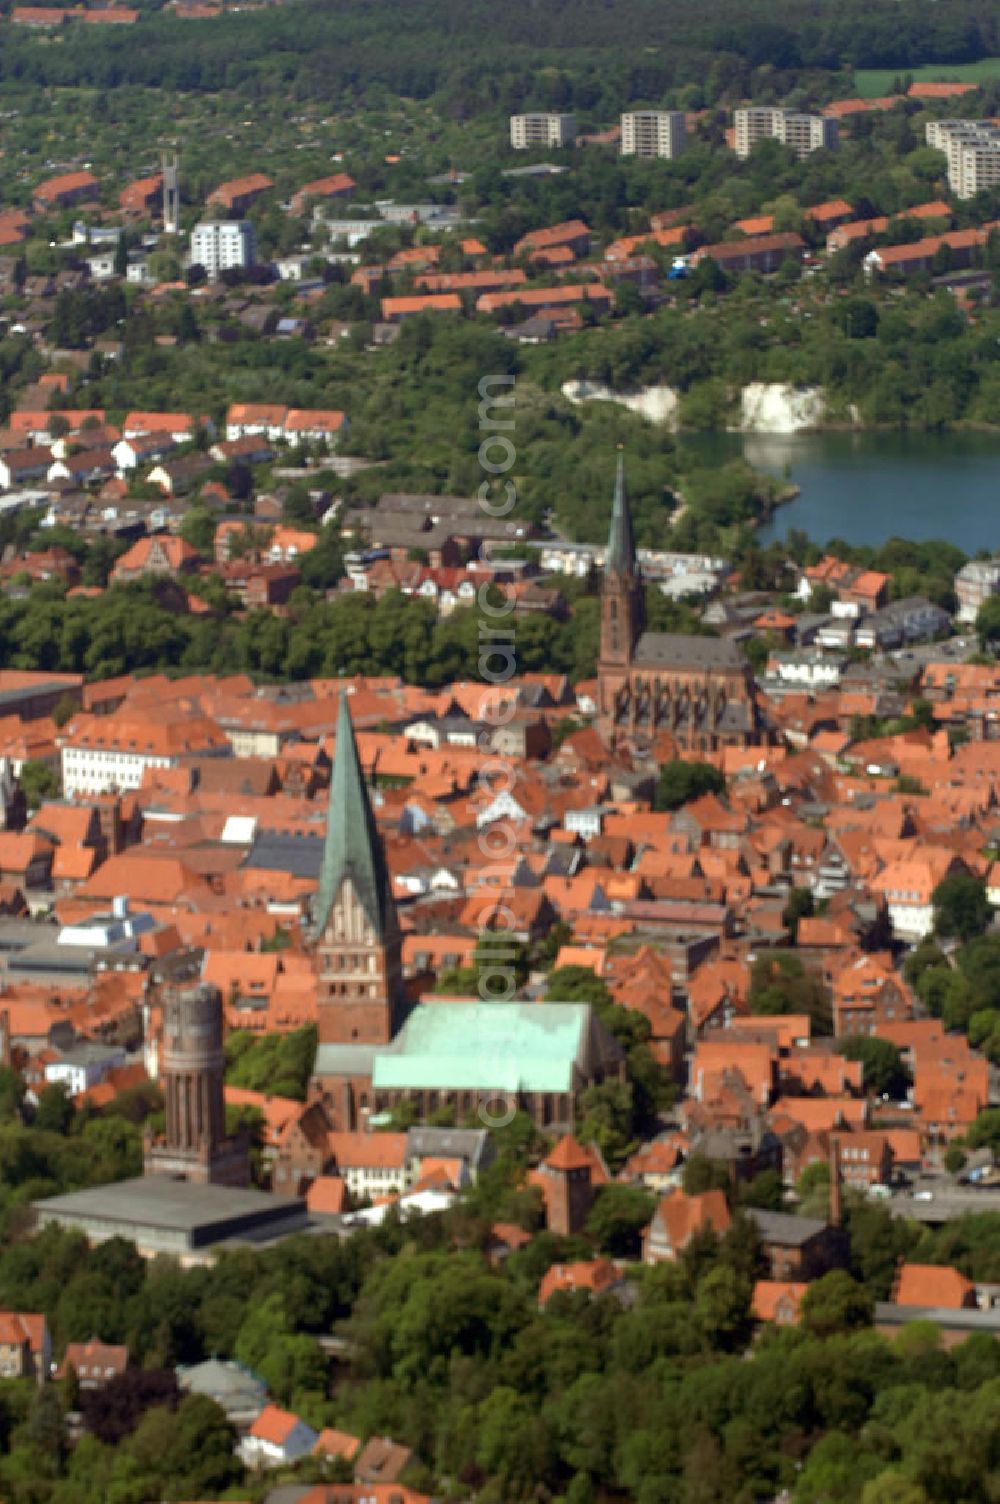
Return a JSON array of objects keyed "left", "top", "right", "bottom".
[
  {"left": 599, "top": 447, "right": 645, "bottom": 674},
  {"left": 313, "top": 691, "right": 402, "bottom": 1046},
  {"left": 605, "top": 446, "right": 638, "bottom": 578}
]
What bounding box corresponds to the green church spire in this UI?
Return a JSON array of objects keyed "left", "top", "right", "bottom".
[
  {"left": 313, "top": 692, "right": 394, "bottom": 941},
  {"left": 605, "top": 447, "right": 636, "bottom": 577}
]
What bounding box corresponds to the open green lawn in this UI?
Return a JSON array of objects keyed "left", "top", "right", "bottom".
[{"left": 855, "top": 57, "right": 1000, "bottom": 97}]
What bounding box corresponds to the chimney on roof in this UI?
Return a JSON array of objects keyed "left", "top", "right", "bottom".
[
  {"left": 828, "top": 1133, "right": 842, "bottom": 1227},
  {"left": 112, "top": 895, "right": 129, "bottom": 920}
]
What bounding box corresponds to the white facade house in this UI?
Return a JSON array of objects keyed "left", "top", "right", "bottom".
[
  {"left": 329, "top": 1143, "right": 410, "bottom": 1200},
  {"left": 768, "top": 652, "right": 845, "bottom": 688},
  {"left": 342, "top": 1185, "right": 457, "bottom": 1227},
  {"left": 61, "top": 741, "right": 172, "bottom": 797},
  {"left": 45, "top": 1042, "right": 127, "bottom": 1097},
  {"left": 240, "top": 1406, "right": 318, "bottom": 1469},
  {"left": 956, "top": 558, "right": 1000, "bottom": 622},
  {"left": 0, "top": 452, "right": 52, "bottom": 491},
  {"left": 60, "top": 713, "right": 230, "bottom": 798},
  {"left": 879, "top": 894, "right": 936, "bottom": 943},
  {"left": 564, "top": 806, "right": 606, "bottom": 841},
  {"left": 190, "top": 219, "right": 257, "bottom": 279},
  {"left": 476, "top": 788, "right": 533, "bottom": 828},
  {"left": 872, "top": 863, "right": 944, "bottom": 941},
  {"left": 122, "top": 414, "right": 204, "bottom": 444},
  {"left": 111, "top": 437, "right": 176, "bottom": 472},
  {"left": 86, "top": 250, "right": 118, "bottom": 280}
]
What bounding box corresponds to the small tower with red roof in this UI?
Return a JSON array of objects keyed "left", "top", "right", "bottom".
[{"left": 537, "top": 1135, "right": 596, "bottom": 1236}]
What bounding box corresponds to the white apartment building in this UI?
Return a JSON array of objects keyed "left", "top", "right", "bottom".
[
  {"left": 510, "top": 113, "right": 577, "bottom": 149},
  {"left": 60, "top": 711, "right": 230, "bottom": 797},
  {"left": 620, "top": 110, "right": 686, "bottom": 159},
  {"left": 734, "top": 107, "right": 838, "bottom": 160},
  {"left": 189, "top": 219, "right": 258, "bottom": 278},
  {"left": 926, "top": 119, "right": 1000, "bottom": 198}
]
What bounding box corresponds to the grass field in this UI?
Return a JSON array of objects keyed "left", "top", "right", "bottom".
[{"left": 854, "top": 58, "right": 1000, "bottom": 97}]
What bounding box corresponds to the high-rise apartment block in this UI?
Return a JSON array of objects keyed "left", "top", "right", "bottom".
[
  {"left": 190, "top": 219, "right": 258, "bottom": 279},
  {"left": 734, "top": 107, "right": 838, "bottom": 160},
  {"left": 926, "top": 119, "right": 1000, "bottom": 198},
  {"left": 620, "top": 110, "right": 686, "bottom": 159},
  {"left": 509, "top": 113, "right": 577, "bottom": 150}
]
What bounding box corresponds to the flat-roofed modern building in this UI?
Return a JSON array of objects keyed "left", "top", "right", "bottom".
[
  {"left": 734, "top": 107, "right": 838, "bottom": 160},
  {"left": 620, "top": 110, "right": 686, "bottom": 159},
  {"left": 189, "top": 219, "right": 257, "bottom": 279},
  {"left": 926, "top": 119, "right": 1000, "bottom": 197},
  {"left": 510, "top": 113, "right": 577, "bottom": 150},
  {"left": 33, "top": 1178, "right": 309, "bottom": 1264}
]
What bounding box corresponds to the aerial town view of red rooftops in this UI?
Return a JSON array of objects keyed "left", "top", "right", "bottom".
[{"left": 2, "top": 0, "right": 1000, "bottom": 1498}]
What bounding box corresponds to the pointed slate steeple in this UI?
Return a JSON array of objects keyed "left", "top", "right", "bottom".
[
  {"left": 605, "top": 447, "right": 637, "bottom": 578},
  {"left": 313, "top": 691, "right": 394, "bottom": 942}
]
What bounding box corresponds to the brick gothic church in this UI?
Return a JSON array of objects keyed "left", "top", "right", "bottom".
[
  {"left": 306, "top": 694, "right": 625, "bottom": 1133},
  {"left": 597, "top": 453, "right": 760, "bottom": 753}
]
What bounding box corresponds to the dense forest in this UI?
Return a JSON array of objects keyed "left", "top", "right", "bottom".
[{"left": 0, "top": 0, "right": 997, "bottom": 107}]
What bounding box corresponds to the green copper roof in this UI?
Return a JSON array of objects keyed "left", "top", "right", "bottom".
[
  {"left": 313, "top": 692, "right": 394, "bottom": 941},
  {"left": 605, "top": 449, "right": 636, "bottom": 577},
  {"left": 372, "top": 1001, "right": 591, "bottom": 1094}
]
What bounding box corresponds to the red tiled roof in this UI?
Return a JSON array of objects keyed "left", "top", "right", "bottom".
[
  {"left": 33, "top": 170, "right": 98, "bottom": 203},
  {"left": 381, "top": 294, "right": 462, "bottom": 318},
  {"left": 313, "top": 1425, "right": 361, "bottom": 1460},
  {"left": 538, "top": 1258, "right": 621, "bottom": 1306},
  {"left": 752, "top": 1279, "right": 808, "bottom": 1323},
  {"left": 542, "top": 1134, "right": 593, "bottom": 1172},
  {"left": 893, "top": 1262, "right": 975, "bottom": 1309},
  {"left": 208, "top": 173, "right": 274, "bottom": 206},
  {"left": 250, "top": 1403, "right": 303, "bottom": 1445},
  {"left": 909, "top": 80, "right": 979, "bottom": 98},
  {"left": 306, "top": 1176, "right": 348, "bottom": 1215}
]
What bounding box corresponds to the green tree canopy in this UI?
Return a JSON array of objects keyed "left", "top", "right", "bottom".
[
  {"left": 654, "top": 759, "right": 726, "bottom": 812},
  {"left": 837, "top": 1036, "right": 910, "bottom": 1099},
  {"left": 933, "top": 872, "right": 991, "bottom": 944}
]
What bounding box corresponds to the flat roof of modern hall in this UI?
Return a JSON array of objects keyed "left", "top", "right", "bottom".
[{"left": 34, "top": 1176, "right": 310, "bottom": 1258}]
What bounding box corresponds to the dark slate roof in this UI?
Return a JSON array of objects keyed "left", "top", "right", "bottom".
[
  {"left": 543, "top": 846, "right": 579, "bottom": 878},
  {"left": 244, "top": 830, "right": 323, "bottom": 879},
  {"left": 313, "top": 691, "right": 395, "bottom": 941},
  {"left": 748, "top": 1208, "right": 829, "bottom": 1246},
  {"left": 633, "top": 632, "right": 746, "bottom": 671},
  {"left": 405, "top": 1126, "right": 493, "bottom": 1168},
  {"left": 605, "top": 449, "right": 637, "bottom": 578}
]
